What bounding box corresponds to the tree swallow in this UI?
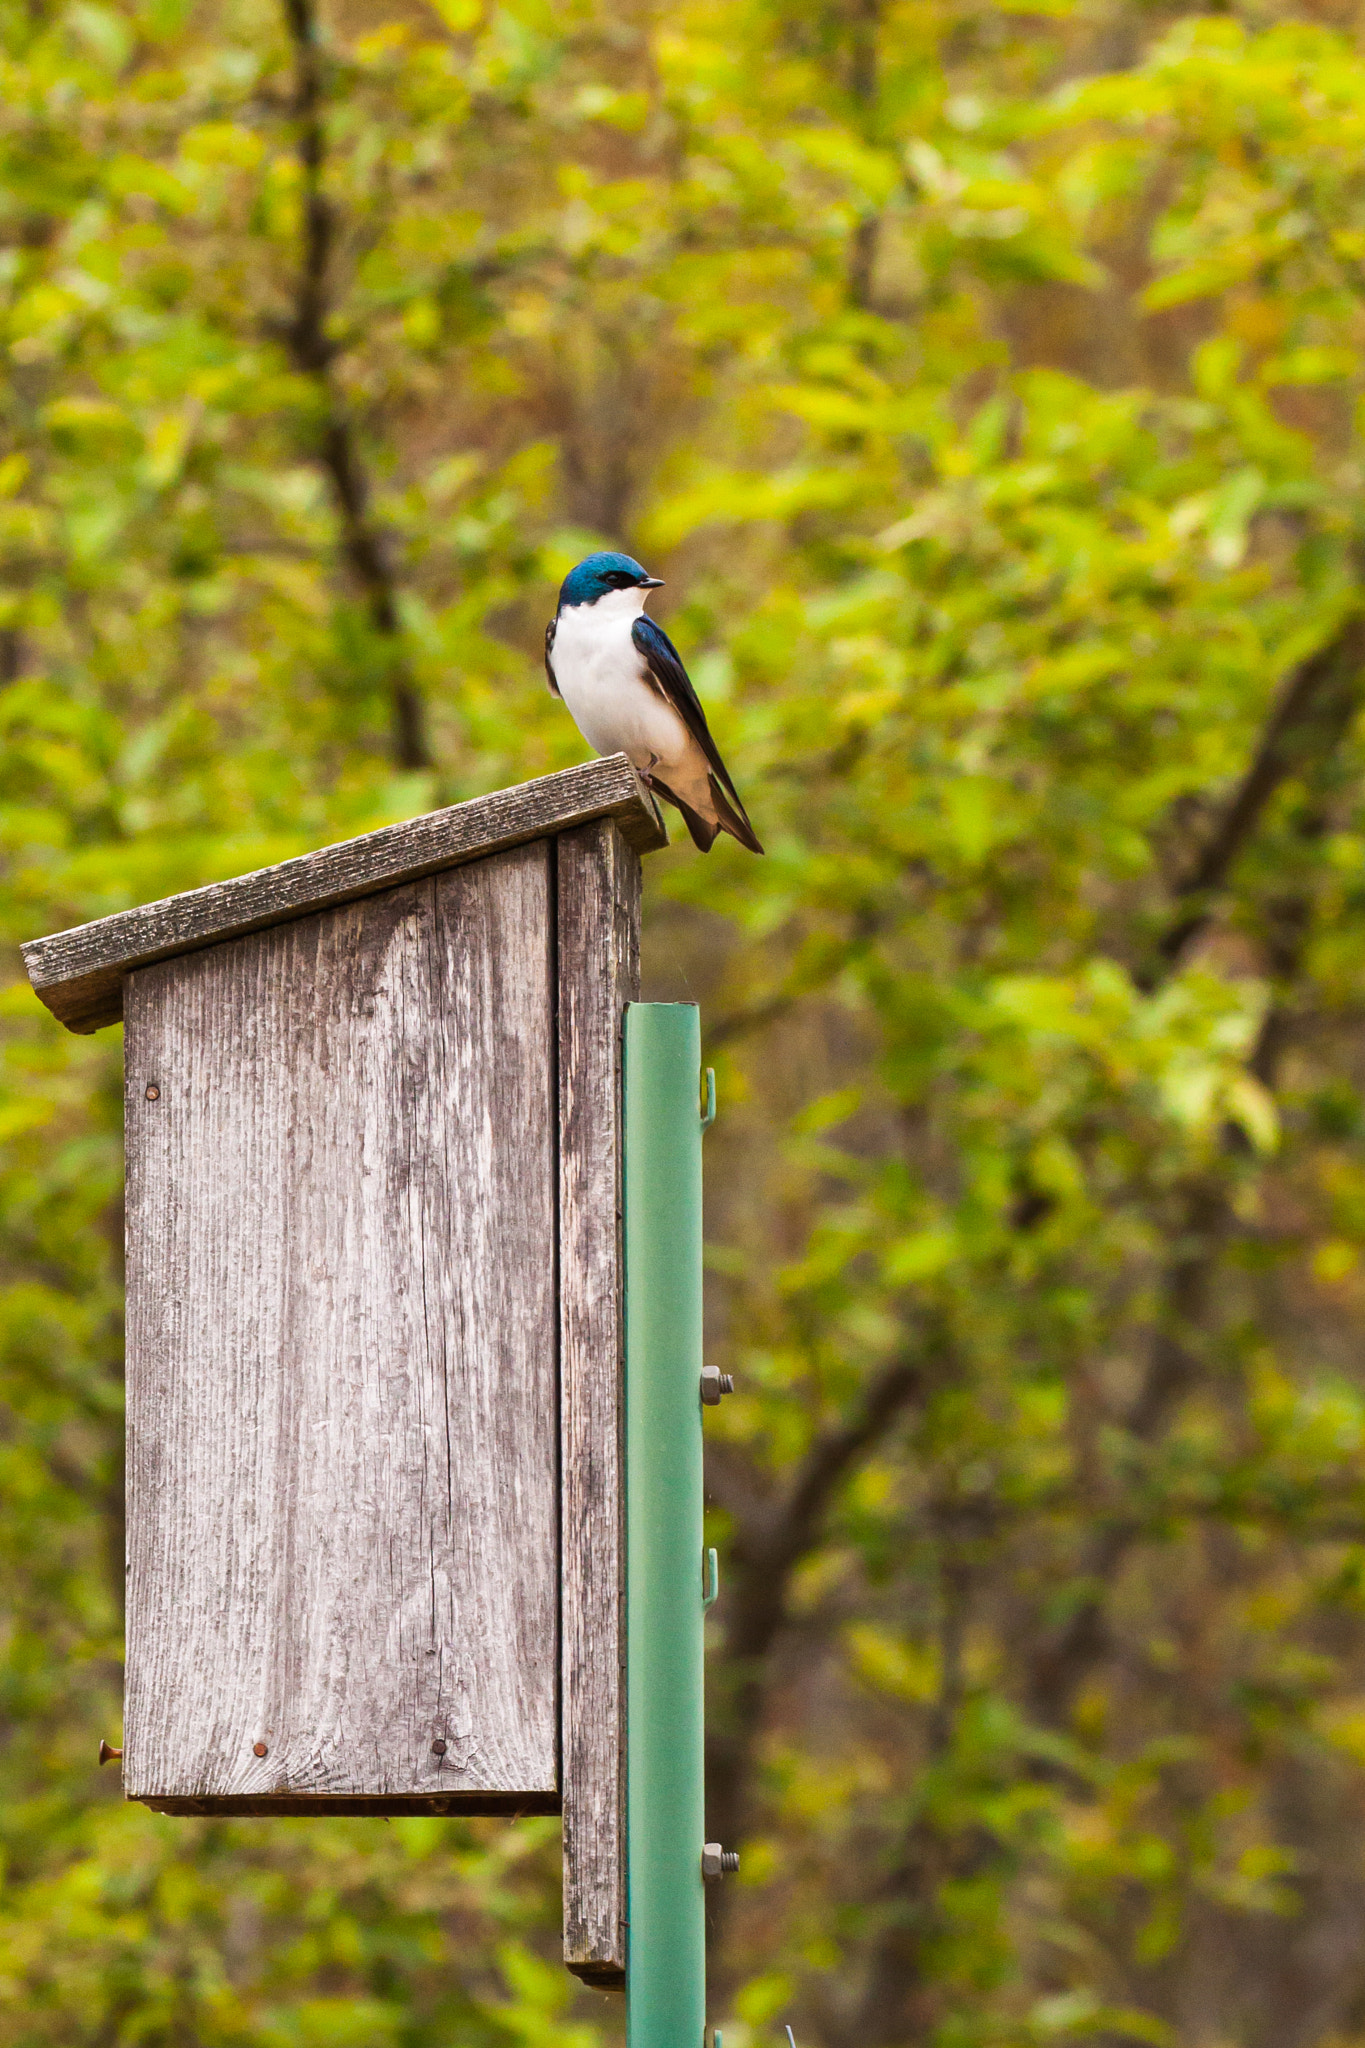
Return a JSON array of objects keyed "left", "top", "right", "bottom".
[{"left": 545, "top": 551, "right": 763, "bottom": 853}]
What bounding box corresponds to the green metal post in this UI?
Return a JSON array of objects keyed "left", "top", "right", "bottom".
[{"left": 624, "top": 1002, "right": 706, "bottom": 2048}]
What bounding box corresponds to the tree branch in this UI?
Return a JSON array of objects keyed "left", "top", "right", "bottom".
[
  {"left": 706, "top": 1336, "right": 942, "bottom": 1964},
  {"left": 1146, "top": 612, "right": 1365, "bottom": 983},
  {"left": 1028, "top": 758, "right": 1350, "bottom": 1725},
  {"left": 845, "top": 0, "right": 882, "bottom": 311},
  {"left": 280, "top": 0, "right": 430, "bottom": 772},
  {"left": 849, "top": 652, "right": 1365, "bottom": 2038},
  {"left": 1020, "top": 630, "right": 1365, "bottom": 1714}
]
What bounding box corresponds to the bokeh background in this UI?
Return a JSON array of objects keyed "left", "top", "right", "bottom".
[{"left": 5, "top": 0, "right": 1365, "bottom": 2041}]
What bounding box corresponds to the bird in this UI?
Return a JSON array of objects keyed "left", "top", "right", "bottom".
[{"left": 545, "top": 551, "right": 763, "bottom": 854}]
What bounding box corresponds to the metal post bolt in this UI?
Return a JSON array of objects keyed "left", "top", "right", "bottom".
[
  {"left": 700, "top": 1366, "right": 734, "bottom": 1405},
  {"left": 701, "top": 1842, "right": 740, "bottom": 1881}
]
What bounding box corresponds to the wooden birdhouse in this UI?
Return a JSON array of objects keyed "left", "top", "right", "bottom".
[{"left": 22, "top": 756, "right": 668, "bottom": 1986}]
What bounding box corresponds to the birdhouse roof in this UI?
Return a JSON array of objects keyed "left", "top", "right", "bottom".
[{"left": 23, "top": 754, "right": 666, "bottom": 1034}]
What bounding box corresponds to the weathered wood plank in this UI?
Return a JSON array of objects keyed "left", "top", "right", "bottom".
[
  {"left": 26, "top": 755, "right": 665, "bottom": 1034},
  {"left": 557, "top": 819, "right": 640, "bottom": 1985},
  {"left": 124, "top": 846, "right": 560, "bottom": 1812}
]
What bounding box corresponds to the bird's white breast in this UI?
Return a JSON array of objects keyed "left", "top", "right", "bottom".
[{"left": 552, "top": 590, "right": 691, "bottom": 772}]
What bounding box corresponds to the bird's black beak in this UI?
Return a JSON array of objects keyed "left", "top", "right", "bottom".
[{"left": 641, "top": 576, "right": 665, "bottom": 588}]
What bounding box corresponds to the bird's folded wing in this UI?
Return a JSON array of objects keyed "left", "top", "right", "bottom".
[
  {"left": 544, "top": 617, "right": 561, "bottom": 697},
  {"left": 631, "top": 615, "right": 744, "bottom": 806}
]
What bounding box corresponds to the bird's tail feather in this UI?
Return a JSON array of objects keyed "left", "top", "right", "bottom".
[
  {"left": 653, "top": 775, "right": 764, "bottom": 855},
  {"left": 655, "top": 780, "right": 721, "bottom": 852},
  {"left": 709, "top": 774, "right": 764, "bottom": 855}
]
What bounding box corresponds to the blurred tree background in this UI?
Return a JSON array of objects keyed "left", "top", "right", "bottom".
[{"left": 8, "top": 0, "right": 1365, "bottom": 2041}]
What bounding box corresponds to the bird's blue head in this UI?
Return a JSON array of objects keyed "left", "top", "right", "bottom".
[{"left": 558, "top": 551, "right": 664, "bottom": 610}]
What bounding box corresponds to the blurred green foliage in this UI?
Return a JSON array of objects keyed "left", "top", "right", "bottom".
[{"left": 6, "top": 0, "right": 1365, "bottom": 2043}]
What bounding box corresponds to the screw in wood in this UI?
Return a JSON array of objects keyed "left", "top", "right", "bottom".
[
  {"left": 252, "top": 1742, "right": 268, "bottom": 1757},
  {"left": 431, "top": 1739, "right": 447, "bottom": 1756},
  {"left": 145, "top": 1084, "right": 160, "bottom": 1101}
]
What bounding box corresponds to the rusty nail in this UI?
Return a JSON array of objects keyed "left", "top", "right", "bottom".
[
  {"left": 252, "top": 1742, "right": 268, "bottom": 1757},
  {"left": 431, "top": 1739, "right": 447, "bottom": 1756},
  {"left": 145, "top": 1084, "right": 160, "bottom": 1101},
  {"left": 98, "top": 1738, "right": 122, "bottom": 1766}
]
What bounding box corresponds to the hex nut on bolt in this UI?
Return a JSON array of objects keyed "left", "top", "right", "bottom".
[
  {"left": 700, "top": 1367, "right": 735, "bottom": 1406},
  {"left": 701, "top": 1842, "right": 740, "bottom": 1881}
]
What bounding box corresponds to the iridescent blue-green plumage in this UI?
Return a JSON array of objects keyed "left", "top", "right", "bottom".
[{"left": 557, "top": 552, "right": 660, "bottom": 610}]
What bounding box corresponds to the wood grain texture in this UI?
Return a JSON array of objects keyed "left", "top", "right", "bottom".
[
  {"left": 124, "top": 846, "right": 560, "bottom": 1813},
  {"left": 557, "top": 819, "right": 640, "bottom": 1984},
  {"left": 26, "top": 756, "right": 665, "bottom": 1034}
]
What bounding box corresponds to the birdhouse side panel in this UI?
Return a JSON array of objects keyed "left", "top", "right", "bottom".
[
  {"left": 123, "top": 844, "right": 559, "bottom": 1811},
  {"left": 556, "top": 818, "right": 639, "bottom": 1980}
]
